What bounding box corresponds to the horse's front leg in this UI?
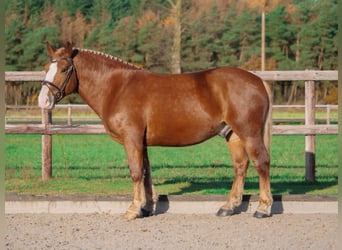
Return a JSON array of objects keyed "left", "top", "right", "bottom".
[{"left": 123, "top": 139, "right": 147, "bottom": 220}]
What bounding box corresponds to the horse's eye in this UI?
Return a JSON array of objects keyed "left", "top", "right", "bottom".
[{"left": 61, "top": 67, "right": 68, "bottom": 73}]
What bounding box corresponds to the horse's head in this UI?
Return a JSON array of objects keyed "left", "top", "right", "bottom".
[{"left": 38, "top": 42, "right": 78, "bottom": 109}]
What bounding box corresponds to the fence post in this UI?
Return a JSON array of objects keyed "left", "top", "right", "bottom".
[
  {"left": 67, "top": 104, "right": 72, "bottom": 125},
  {"left": 305, "top": 80, "right": 315, "bottom": 183},
  {"left": 326, "top": 105, "right": 331, "bottom": 125},
  {"left": 42, "top": 109, "right": 52, "bottom": 180}
]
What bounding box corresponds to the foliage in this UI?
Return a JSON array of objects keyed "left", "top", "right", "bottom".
[{"left": 5, "top": 0, "right": 338, "bottom": 105}]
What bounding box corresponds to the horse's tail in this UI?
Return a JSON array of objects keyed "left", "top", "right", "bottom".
[{"left": 262, "top": 80, "right": 272, "bottom": 154}]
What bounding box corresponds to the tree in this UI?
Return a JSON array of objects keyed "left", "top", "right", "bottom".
[
  {"left": 182, "top": 12, "right": 212, "bottom": 71},
  {"left": 267, "top": 5, "right": 296, "bottom": 70},
  {"left": 19, "top": 26, "right": 59, "bottom": 70},
  {"left": 133, "top": 8, "right": 176, "bottom": 72},
  {"left": 136, "top": 10, "right": 163, "bottom": 69},
  {"left": 205, "top": 4, "right": 225, "bottom": 67},
  {"left": 110, "top": 16, "right": 139, "bottom": 63},
  {"left": 54, "top": 0, "right": 93, "bottom": 17},
  {"left": 90, "top": 0, "right": 112, "bottom": 25},
  {"left": 220, "top": 3, "right": 240, "bottom": 67},
  {"left": 72, "top": 10, "right": 90, "bottom": 47},
  {"left": 5, "top": 18, "right": 27, "bottom": 70},
  {"left": 4, "top": 0, "right": 338, "bottom": 104},
  {"left": 230, "top": 8, "right": 260, "bottom": 67},
  {"left": 5, "top": 0, "right": 28, "bottom": 70},
  {"left": 314, "top": 0, "right": 338, "bottom": 70},
  {"left": 167, "top": 0, "right": 182, "bottom": 73}
]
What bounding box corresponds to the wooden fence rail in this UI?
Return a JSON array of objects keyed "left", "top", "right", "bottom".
[
  {"left": 5, "top": 70, "right": 338, "bottom": 81},
  {"left": 4, "top": 124, "right": 338, "bottom": 135},
  {"left": 5, "top": 104, "right": 338, "bottom": 125},
  {"left": 5, "top": 70, "right": 338, "bottom": 182}
]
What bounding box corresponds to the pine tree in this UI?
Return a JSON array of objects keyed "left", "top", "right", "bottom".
[
  {"left": 72, "top": 10, "right": 90, "bottom": 47},
  {"left": 111, "top": 16, "right": 139, "bottom": 62},
  {"left": 5, "top": 0, "right": 27, "bottom": 70},
  {"left": 267, "top": 5, "right": 296, "bottom": 70},
  {"left": 204, "top": 4, "right": 224, "bottom": 68},
  {"left": 135, "top": 9, "right": 173, "bottom": 72},
  {"left": 5, "top": 18, "right": 27, "bottom": 70},
  {"left": 220, "top": 3, "right": 240, "bottom": 67},
  {"left": 182, "top": 12, "right": 212, "bottom": 71},
  {"left": 90, "top": 0, "right": 112, "bottom": 25}
]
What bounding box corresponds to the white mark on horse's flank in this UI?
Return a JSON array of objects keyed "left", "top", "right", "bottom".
[{"left": 38, "top": 63, "right": 57, "bottom": 109}]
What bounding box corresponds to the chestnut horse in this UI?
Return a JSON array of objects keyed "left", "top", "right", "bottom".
[{"left": 38, "top": 42, "right": 273, "bottom": 219}]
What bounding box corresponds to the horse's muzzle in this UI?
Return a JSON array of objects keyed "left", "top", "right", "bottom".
[{"left": 38, "top": 85, "right": 55, "bottom": 109}]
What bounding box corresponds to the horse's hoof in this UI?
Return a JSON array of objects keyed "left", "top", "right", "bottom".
[
  {"left": 216, "top": 208, "right": 234, "bottom": 217},
  {"left": 253, "top": 211, "right": 270, "bottom": 219},
  {"left": 124, "top": 211, "right": 141, "bottom": 220},
  {"left": 124, "top": 213, "right": 137, "bottom": 220},
  {"left": 141, "top": 208, "right": 153, "bottom": 217}
]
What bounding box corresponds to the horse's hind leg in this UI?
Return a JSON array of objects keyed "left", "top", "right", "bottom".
[
  {"left": 217, "top": 133, "right": 249, "bottom": 216},
  {"left": 245, "top": 137, "right": 273, "bottom": 218},
  {"left": 141, "top": 146, "right": 158, "bottom": 216}
]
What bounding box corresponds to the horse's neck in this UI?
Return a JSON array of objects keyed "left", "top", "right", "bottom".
[
  {"left": 74, "top": 57, "right": 121, "bottom": 119},
  {"left": 74, "top": 52, "right": 142, "bottom": 119}
]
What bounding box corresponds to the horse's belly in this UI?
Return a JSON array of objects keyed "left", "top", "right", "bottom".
[{"left": 146, "top": 120, "right": 221, "bottom": 146}]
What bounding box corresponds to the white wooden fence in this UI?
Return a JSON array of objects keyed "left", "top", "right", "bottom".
[{"left": 5, "top": 70, "right": 338, "bottom": 182}]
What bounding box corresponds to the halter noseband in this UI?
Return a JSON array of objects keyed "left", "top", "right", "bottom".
[{"left": 41, "top": 57, "right": 78, "bottom": 103}]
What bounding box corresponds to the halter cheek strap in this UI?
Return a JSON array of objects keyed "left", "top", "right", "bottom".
[{"left": 41, "top": 57, "right": 78, "bottom": 103}]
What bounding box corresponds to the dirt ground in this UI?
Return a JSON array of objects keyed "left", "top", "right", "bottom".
[{"left": 5, "top": 213, "right": 338, "bottom": 250}]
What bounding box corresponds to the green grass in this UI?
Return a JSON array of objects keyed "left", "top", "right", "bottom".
[
  {"left": 272, "top": 110, "right": 338, "bottom": 120},
  {"left": 5, "top": 134, "right": 338, "bottom": 196}
]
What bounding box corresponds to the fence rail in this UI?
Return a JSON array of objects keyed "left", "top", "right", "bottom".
[
  {"left": 5, "top": 124, "right": 338, "bottom": 135},
  {"left": 5, "top": 70, "right": 339, "bottom": 82},
  {"left": 5, "top": 104, "right": 339, "bottom": 125},
  {"left": 5, "top": 70, "right": 338, "bottom": 182}
]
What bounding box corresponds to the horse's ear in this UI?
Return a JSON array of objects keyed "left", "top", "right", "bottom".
[
  {"left": 46, "top": 42, "right": 56, "bottom": 57},
  {"left": 71, "top": 48, "right": 79, "bottom": 59},
  {"left": 65, "top": 42, "right": 73, "bottom": 56}
]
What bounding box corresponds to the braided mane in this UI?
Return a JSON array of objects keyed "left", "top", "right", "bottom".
[{"left": 75, "top": 48, "right": 143, "bottom": 70}]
